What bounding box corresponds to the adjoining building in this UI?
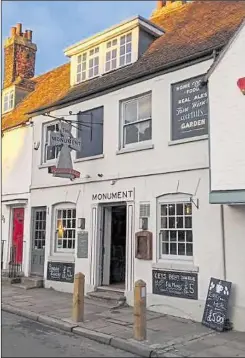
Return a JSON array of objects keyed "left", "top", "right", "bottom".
[{"left": 2, "top": 1, "right": 245, "bottom": 331}]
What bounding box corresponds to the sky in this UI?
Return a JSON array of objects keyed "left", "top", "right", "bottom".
[{"left": 2, "top": 1, "right": 156, "bottom": 76}]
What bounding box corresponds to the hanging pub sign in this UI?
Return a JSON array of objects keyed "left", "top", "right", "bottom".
[
  {"left": 48, "top": 121, "right": 82, "bottom": 180},
  {"left": 202, "top": 277, "right": 232, "bottom": 332},
  {"left": 171, "top": 74, "right": 209, "bottom": 140}
]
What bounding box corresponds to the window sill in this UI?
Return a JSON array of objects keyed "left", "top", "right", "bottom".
[
  {"left": 116, "top": 143, "right": 154, "bottom": 155},
  {"left": 168, "top": 134, "right": 208, "bottom": 146},
  {"left": 74, "top": 154, "right": 104, "bottom": 163},
  {"left": 38, "top": 162, "right": 56, "bottom": 169},
  {"left": 152, "top": 260, "right": 199, "bottom": 273}
]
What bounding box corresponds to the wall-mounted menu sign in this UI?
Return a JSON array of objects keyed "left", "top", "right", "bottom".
[
  {"left": 171, "top": 74, "right": 208, "bottom": 140},
  {"left": 202, "top": 277, "right": 232, "bottom": 332},
  {"left": 152, "top": 270, "right": 198, "bottom": 300},
  {"left": 77, "top": 231, "right": 89, "bottom": 258},
  {"left": 47, "top": 261, "right": 74, "bottom": 283}
]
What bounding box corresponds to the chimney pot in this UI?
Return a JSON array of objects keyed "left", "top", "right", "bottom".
[
  {"left": 11, "top": 27, "right": 17, "bottom": 37},
  {"left": 16, "top": 23, "right": 22, "bottom": 36},
  {"left": 26, "top": 30, "right": 32, "bottom": 42},
  {"left": 23, "top": 30, "right": 28, "bottom": 39}
]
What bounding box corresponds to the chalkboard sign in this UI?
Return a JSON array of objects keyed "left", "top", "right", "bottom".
[
  {"left": 171, "top": 74, "right": 208, "bottom": 140},
  {"left": 202, "top": 277, "right": 232, "bottom": 332},
  {"left": 47, "top": 261, "right": 74, "bottom": 283},
  {"left": 152, "top": 270, "right": 198, "bottom": 300},
  {"left": 77, "top": 231, "right": 89, "bottom": 258}
]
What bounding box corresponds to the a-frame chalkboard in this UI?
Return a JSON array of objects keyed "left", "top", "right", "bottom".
[{"left": 202, "top": 277, "right": 232, "bottom": 332}]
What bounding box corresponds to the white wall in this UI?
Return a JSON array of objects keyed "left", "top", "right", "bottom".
[
  {"left": 31, "top": 60, "right": 212, "bottom": 190},
  {"left": 209, "top": 25, "right": 245, "bottom": 192},
  {"left": 2, "top": 126, "right": 32, "bottom": 275}
]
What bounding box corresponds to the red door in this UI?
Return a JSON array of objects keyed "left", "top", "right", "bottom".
[{"left": 12, "top": 208, "right": 25, "bottom": 264}]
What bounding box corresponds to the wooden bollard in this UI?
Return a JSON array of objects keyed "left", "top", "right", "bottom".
[
  {"left": 133, "top": 279, "right": 147, "bottom": 341},
  {"left": 72, "top": 272, "right": 85, "bottom": 322}
]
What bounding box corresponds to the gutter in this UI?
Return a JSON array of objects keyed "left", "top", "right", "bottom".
[{"left": 27, "top": 44, "right": 224, "bottom": 117}]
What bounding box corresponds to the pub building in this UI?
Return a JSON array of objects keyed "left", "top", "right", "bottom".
[{"left": 2, "top": 1, "right": 245, "bottom": 331}]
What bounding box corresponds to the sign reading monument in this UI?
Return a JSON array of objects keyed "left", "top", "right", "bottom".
[
  {"left": 202, "top": 277, "right": 232, "bottom": 332},
  {"left": 49, "top": 121, "right": 82, "bottom": 180},
  {"left": 171, "top": 75, "right": 209, "bottom": 140},
  {"left": 152, "top": 270, "right": 198, "bottom": 300}
]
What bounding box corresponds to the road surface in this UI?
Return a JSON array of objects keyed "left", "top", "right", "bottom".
[{"left": 2, "top": 311, "right": 137, "bottom": 357}]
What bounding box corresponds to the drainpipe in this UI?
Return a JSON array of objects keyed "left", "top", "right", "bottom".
[{"left": 220, "top": 205, "right": 227, "bottom": 280}]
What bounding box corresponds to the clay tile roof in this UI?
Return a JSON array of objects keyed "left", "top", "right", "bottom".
[
  {"left": 2, "top": 1, "right": 245, "bottom": 129},
  {"left": 2, "top": 63, "right": 70, "bottom": 131}
]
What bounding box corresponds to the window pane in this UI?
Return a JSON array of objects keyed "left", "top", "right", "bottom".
[
  {"left": 168, "top": 204, "right": 175, "bottom": 216},
  {"left": 105, "top": 62, "right": 110, "bottom": 72},
  {"left": 94, "top": 66, "right": 99, "bottom": 76},
  {"left": 89, "top": 49, "right": 94, "bottom": 56},
  {"left": 161, "top": 230, "right": 169, "bottom": 241},
  {"left": 126, "top": 53, "right": 131, "bottom": 64},
  {"left": 186, "top": 231, "right": 193, "bottom": 242},
  {"left": 138, "top": 96, "right": 151, "bottom": 120},
  {"left": 95, "top": 47, "right": 99, "bottom": 53},
  {"left": 112, "top": 39, "right": 117, "bottom": 46},
  {"left": 161, "top": 205, "right": 168, "bottom": 216},
  {"left": 124, "top": 101, "right": 137, "bottom": 123},
  {"left": 94, "top": 57, "right": 99, "bottom": 66},
  {"left": 82, "top": 72, "right": 86, "bottom": 81},
  {"left": 186, "top": 243, "right": 193, "bottom": 256},
  {"left": 178, "top": 243, "right": 185, "bottom": 255},
  {"left": 112, "top": 59, "right": 117, "bottom": 69},
  {"left": 177, "top": 217, "right": 183, "bottom": 229},
  {"left": 177, "top": 204, "right": 183, "bottom": 215},
  {"left": 138, "top": 120, "right": 152, "bottom": 142},
  {"left": 106, "top": 52, "right": 111, "bottom": 61},
  {"left": 185, "top": 217, "right": 192, "bottom": 228},
  {"left": 76, "top": 73, "right": 81, "bottom": 83},
  {"left": 120, "top": 35, "right": 126, "bottom": 45},
  {"left": 112, "top": 49, "right": 117, "bottom": 58},
  {"left": 170, "top": 243, "right": 177, "bottom": 255},
  {"left": 89, "top": 69, "right": 93, "bottom": 78},
  {"left": 126, "top": 42, "right": 132, "bottom": 53},
  {"left": 178, "top": 231, "right": 185, "bottom": 241},
  {"left": 170, "top": 230, "right": 177, "bottom": 241},
  {"left": 120, "top": 56, "right": 125, "bottom": 66},
  {"left": 107, "top": 41, "right": 111, "bottom": 48},
  {"left": 77, "top": 55, "right": 81, "bottom": 63},
  {"left": 185, "top": 203, "right": 192, "bottom": 215},
  {"left": 82, "top": 53, "right": 87, "bottom": 61},
  {"left": 169, "top": 217, "right": 175, "bottom": 229},
  {"left": 161, "top": 217, "right": 167, "bottom": 228},
  {"left": 126, "top": 33, "right": 132, "bottom": 42},
  {"left": 162, "top": 242, "right": 169, "bottom": 254},
  {"left": 77, "top": 64, "right": 81, "bottom": 73},
  {"left": 124, "top": 124, "right": 138, "bottom": 144}
]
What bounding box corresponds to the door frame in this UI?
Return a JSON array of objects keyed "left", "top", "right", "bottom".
[
  {"left": 30, "top": 206, "right": 47, "bottom": 277},
  {"left": 90, "top": 201, "right": 135, "bottom": 292}
]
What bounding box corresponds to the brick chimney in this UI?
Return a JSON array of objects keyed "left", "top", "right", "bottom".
[
  {"left": 151, "top": 1, "right": 187, "bottom": 19},
  {"left": 3, "top": 23, "right": 37, "bottom": 89}
]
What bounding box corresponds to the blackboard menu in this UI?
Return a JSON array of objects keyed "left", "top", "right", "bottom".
[
  {"left": 47, "top": 261, "right": 74, "bottom": 283},
  {"left": 202, "top": 277, "right": 232, "bottom": 332},
  {"left": 77, "top": 231, "right": 89, "bottom": 258},
  {"left": 171, "top": 74, "right": 208, "bottom": 140},
  {"left": 152, "top": 270, "right": 198, "bottom": 300}
]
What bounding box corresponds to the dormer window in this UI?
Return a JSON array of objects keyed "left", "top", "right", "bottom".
[
  {"left": 66, "top": 16, "right": 164, "bottom": 86},
  {"left": 105, "top": 32, "right": 132, "bottom": 72},
  {"left": 76, "top": 47, "right": 99, "bottom": 83},
  {"left": 3, "top": 89, "right": 14, "bottom": 113}
]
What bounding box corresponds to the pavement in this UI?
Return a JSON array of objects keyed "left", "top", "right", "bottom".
[
  {"left": 2, "top": 311, "right": 137, "bottom": 357},
  {"left": 2, "top": 284, "right": 245, "bottom": 357}
]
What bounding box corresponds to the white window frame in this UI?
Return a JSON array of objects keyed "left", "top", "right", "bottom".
[
  {"left": 42, "top": 121, "right": 61, "bottom": 164},
  {"left": 157, "top": 195, "right": 194, "bottom": 262},
  {"left": 120, "top": 92, "right": 152, "bottom": 149},
  {"left": 105, "top": 32, "right": 132, "bottom": 73},
  {"left": 53, "top": 204, "right": 76, "bottom": 254},
  {"left": 76, "top": 46, "right": 100, "bottom": 84},
  {"left": 3, "top": 89, "right": 14, "bottom": 113}
]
